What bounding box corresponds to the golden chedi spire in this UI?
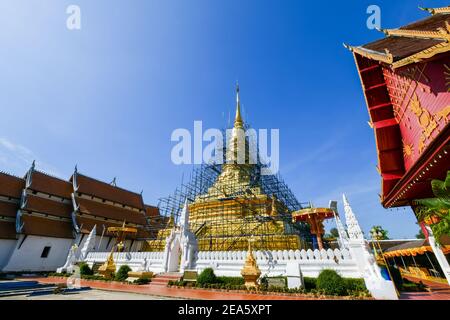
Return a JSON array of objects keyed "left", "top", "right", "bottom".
[{"left": 234, "top": 83, "right": 244, "bottom": 129}]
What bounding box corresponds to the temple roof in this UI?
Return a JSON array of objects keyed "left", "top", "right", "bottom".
[
  {"left": 22, "top": 194, "right": 72, "bottom": 219},
  {"left": 72, "top": 173, "right": 145, "bottom": 210},
  {"left": 75, "top": 196, "right": 147, "bottom": 225},
  {"left": 0, "top": 172, "right": 25, "bottom": 199},
  {"left": 29, "top": 170, "right": 73, "bottom": 199},
  {"left": 0, "top": 221, "right": 17, "bottom": 239},
  {"left": 345, "top": 7, "right": 450, "bottom": 68},
  {"left": 20, "top": 214, "right": 74, "bottom": 239},
  {"left": 144, "top": 204, "right": 159, "bottom": 217},
  {"left": 0, "top": 201, "right": 20, "bottom": 218}
]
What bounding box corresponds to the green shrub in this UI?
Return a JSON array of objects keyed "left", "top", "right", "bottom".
[
  {"left": 115, "top": 265, "right": 132, "bottom": 281},
  {"left": 197, "top": 268, "right": 217, "bottom": 285},
  {"left": 134, "top": 277, "right": 150, "bottom": 285},
  {"left": 316, "top": 269, "right": 346, "bottom": 296},
  {"left": 344, "top": 278, "right": 366, "bottom": 292},
  {"left": 217, "top": 276, "right": 244, "bottom": 286},
  {"left": 303, "top": 277, "right": 317, "bottom": 291},
  {"left": 79, "top": 263, "right": 93, "bottom": 276}
]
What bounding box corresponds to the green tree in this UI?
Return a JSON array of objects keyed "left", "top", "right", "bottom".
[
  {"left": 330, "top": 228, "right": 339, "bottom": 238},
  {"left": 369, "top": 226, "right": 389, "bottom": 240},
  {"left": 416, "top": 229, "right": 425, "bottom": 239},
  {"left": 414, "top": 170, "right": 450, "bottom": 246},
  {"left": 115, "top": 265, "right": 131, "bottom": 281}
]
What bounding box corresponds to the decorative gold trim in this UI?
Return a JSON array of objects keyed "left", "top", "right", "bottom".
[
  {"left": 392, "top": 41, "right": 450, "bottom": 69},
  {"left": 419, "top": 6, "right": 450, "bottom": 15},
  {"left": 344, "top": 43, "right": 394, "bottom": 64},
  {"left": 379, "top": 22, "right": 450, "bottom": 41}
]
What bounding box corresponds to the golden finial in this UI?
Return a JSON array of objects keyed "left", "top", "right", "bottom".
[{"left": 234, "top": 83, "right": 244, "bottom": 129}]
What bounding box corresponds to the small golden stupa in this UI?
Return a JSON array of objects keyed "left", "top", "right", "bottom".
[
  {"left": 98, "top": 252, "right": 116, "bottom": 279},
  {"left": 240, "top": 238, "right": 261, "bottom": 288},
  {"left": 98, "top": 221, "right": 137, "bottom": 279}
]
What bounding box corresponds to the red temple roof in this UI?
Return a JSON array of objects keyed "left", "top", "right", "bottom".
[
  {"left": 72, "top": 173, "right": 144, "bottom": 210},
  {"left": 29, "top": 170, "right": 73, "bottom": 199},
  {"left": 0, "top": 172, "right": 25, "bottom": 199},
  {"left": 346, "top": 8, "right": 450, "bottom": 69},
  {"left": 347, "top": 6, "right": 450, "bottom": 208},
  {"left": 22, "top": 194, "right": 72, "bottom": 219},
  {"left": 144, "top": 204, "right": 159, "bottom": 217},
  {"left": 0, "top": 201, "right": 19, "bottom": 218},
  {"left": 0, "top": 221, "right": 16, "bottom": 239},
  {"left": 21, "top": 214, "right": 74, "bottom": 239},
  {"left": 75, "top": 196, "right": 147, "bottom": 225}
]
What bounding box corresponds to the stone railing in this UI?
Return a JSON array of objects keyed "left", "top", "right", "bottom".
[
  {"left": 82, "top": 248, "right": 361, "bottom": 278},
  {"left": 195, "top": 248, "right": 361, "bottom": 278},
  {"left": 84, "top": 251, "right": 165, "bottom": 273}
]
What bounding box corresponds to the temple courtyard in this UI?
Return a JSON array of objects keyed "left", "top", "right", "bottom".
[{"left": 0, "top": 277, "right": 448, "bottom": 300}]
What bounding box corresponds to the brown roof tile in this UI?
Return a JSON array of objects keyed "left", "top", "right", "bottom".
[
  {"left": 73, "top": 174, "right": 144, "bottom": 209},
  {"left": 29, "top": 171, "right": 73, "bottom": 199},
  {"left": 362, "top": 13, "right": 450, "bottom": 61},
  {"left": 23, "top": 194, "right": 72, "bottom": 219},
  {"left": 21, "top": 214, "right": 74, "bottom": 238},
  {"left": 0, "top": 200, "right": 19, "bottom": 218},
  {"left": 0, "top": 221, "right": 16, "bottom": 239},
  {"left": 75, "top": 196, "right": 147, "bottom": 225},
  {"left": 144, "top": 205, "right": 160, "bottom": 217},
  {"left": 0, "top": 172, "right": 25, "bottom": 199}
]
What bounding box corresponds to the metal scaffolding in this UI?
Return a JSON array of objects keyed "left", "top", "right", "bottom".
[{"left": 144, "top": 124, "right": 311, "bottom": 252}]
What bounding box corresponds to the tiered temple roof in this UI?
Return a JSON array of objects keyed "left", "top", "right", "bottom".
[
  {"left": 345, "top": 7, "right": 450, "bottom": 69},
  {"left": 345, "top": 6, "right": 450, "bottom": 208},
  {"left": 0, "top": 172, "right": 24, "bottom": 239},
  {"left": 0, "top": 164, "right": 163, "bottom": 241}
]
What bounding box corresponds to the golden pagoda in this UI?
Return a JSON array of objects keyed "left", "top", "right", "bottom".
[{"left": 144, "top": 85, "right": 303, "bottom": 252}]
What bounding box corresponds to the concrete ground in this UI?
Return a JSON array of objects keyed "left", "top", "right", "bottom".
[{"left": 1, "top": 288, "right": 182, "bottom": 300}]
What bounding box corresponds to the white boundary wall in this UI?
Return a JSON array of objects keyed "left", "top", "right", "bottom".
[
  {"left": 85, "top": 251, "right": 165, "bottom": 273},
  {"left": 84, "top": 248, "right": 361, "bottom": 278},
  {"left": 194, "top": 248, "right": 360, "bottom": 278}
]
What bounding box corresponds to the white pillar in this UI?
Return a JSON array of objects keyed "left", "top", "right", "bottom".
[{"left": 426, "top": 226, "right": 450, "bottom": 285}]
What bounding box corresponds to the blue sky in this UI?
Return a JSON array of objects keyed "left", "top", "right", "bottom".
[{"left": 1, "top": 0, "right": 447, "bottom": 238}]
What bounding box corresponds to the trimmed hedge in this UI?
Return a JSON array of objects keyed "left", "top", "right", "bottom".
[
  {"left": 134, "top": 277, "right": 151, "bottom": 285},
  {"left": 115, "top": 265, "right": 132, "bottom": 281},
  {"left": 316, "top": 269, "right": 347, "bottom": 296},
  {"left": 216, "top": 276, "right": 244, "bottom": 286},
  {"left": 197, "top": 268, "right": 217, "bottom": 285},
  {"left": 303, "top": 277, "right": 317, "bottom": 290},
  {"left": 79, "top": 263, "right": 93, "bottom": 276}
]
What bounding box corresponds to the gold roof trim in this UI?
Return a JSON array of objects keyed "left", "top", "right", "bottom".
[
  {"left": 419, "top": 6, "right": 450, "bottom": 15},
  {"left": 379, "top": 22, "right": 450, "bottom": 41},
  {"left": 392, "top": 41, "right": 450, "bottom": 69},
  {"left": 343, "top": 44, "right": 394, "bottom": 64}
]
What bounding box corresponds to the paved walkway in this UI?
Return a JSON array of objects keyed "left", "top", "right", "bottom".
[
  {"left": 399, "top": 276, "right": 450, "bottom": 300},
  {"left": 0, "top": 289, "right": 176, "bottom": 300},
  {"left": 22, "top": 277, "right": 321, "bottom": 300}
]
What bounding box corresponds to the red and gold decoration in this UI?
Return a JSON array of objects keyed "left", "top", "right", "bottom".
[{"left": 292, "top": 207, "right": 334, "bottom": 250}]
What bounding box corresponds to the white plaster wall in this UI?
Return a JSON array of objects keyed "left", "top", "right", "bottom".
[
  {"left": 83, "top": 248, "right": 361, "bottom": 278},
  {"left": 2, "top": 235, "right": 73, "bottom": 272},
  {"left": 0, "top": 239, "right": 17, "bottom": 271},
  {"left": 194, "top": 249, "right": 361, "bottom": 278},
  {"left": 85, "top": 251, "right": 165, "bottom": 273}
]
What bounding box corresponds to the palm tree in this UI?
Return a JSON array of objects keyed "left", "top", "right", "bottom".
[
  {"left": 413, "top": 170, "right": 450, "bottom": 246},
  {"left": 370, "top": 225, "right": 389, "bottom": 240}
]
